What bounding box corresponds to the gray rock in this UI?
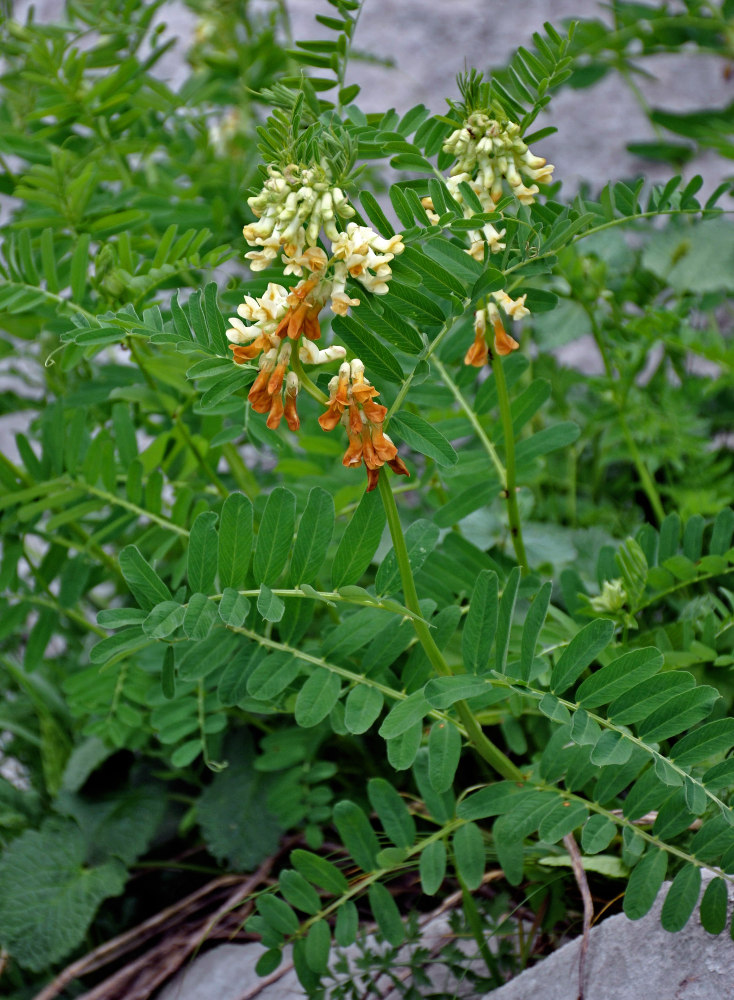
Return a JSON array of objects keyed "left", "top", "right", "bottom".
[
  {"left": 154, "top": 942, "right": 303, "bottom": 1000},
  {"left": 490, "top": 873, "right": 733, "bottom": 1000},
  {"left": 155, "top": 874, "right": 734, "bottom": 1000}
]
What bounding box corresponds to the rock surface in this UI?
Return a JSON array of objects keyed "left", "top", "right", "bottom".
[{"left": 155, "top": 875, "right": 734, "bottom": 1000}]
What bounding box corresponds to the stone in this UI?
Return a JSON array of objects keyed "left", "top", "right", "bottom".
[
  {"left": 490, "top": 873, "right": 734, "bottom": 1000},
  {"left": 155, "top": 875, "right": 734, "bottom": 1000}
]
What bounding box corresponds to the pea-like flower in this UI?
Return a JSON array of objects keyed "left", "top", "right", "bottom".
[
  {"left": 465, "top": 291, "right": 530, "bottom": 367},
  {"left": 443, "top": 113, "right": 554, "bottom": 207},
  {"left": 244, "top": 163, "right": 356, "bottom": 275},
  {"left": 319, "top": 359, "right": 409, "bottom": 492}
]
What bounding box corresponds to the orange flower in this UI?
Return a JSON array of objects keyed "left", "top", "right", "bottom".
[
  {"left": 230, "top": 334, "right": 268, "bottom": 364},
  {"left": 283, "top": 372, "right": 300, "bottom": 432},
  {"left": 321, "top": 358, "right": 410, "bottom": 493},
  {"left": 465, "top": 326, "right": 488, "bottom": 367},
  {"left": 318, "top": 363, "right": 351, "bottom": 431},
  {"left": 273, "top": 278, "right": 323, "bottom": 341},
  {"left": 492, "top": 316, "right": 519, "bottom": 356},
  {"left": 266, "top": 390, "right": 285, "bottom": 429}
]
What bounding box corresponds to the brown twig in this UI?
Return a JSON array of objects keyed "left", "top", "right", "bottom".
[
  {"left": 32, "top": 875, "right": 244, "bottom": 1000},
  {"left": 563, "top": 832, "right": 593, "bottom": 1000}
]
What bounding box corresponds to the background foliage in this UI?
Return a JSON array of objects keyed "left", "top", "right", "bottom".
[{"left": 1, "top": 1, "right": 734, "bottom": 997}]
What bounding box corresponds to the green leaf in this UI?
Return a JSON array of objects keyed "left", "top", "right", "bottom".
[
  {"left": 581, "top": 815, "right": 616, "bottom": 855},
  {"left": 344, "top": 686, "right": 384, "bottom": 734},
  {"left": 368, "top": 882, "right": 405, "bottom": 946},
  {"left": 359, "top": 192, "right": 395, "bottom": 237},
  {"left": 89, "top": 626, "right": 148, "bottom": 666},
  {"left": 305, "top": 919, "right": 331, "bottom": 974},
  {"left": 661, "top": 864, "right": 701, "bottom": 933},
  {"left": 376, "top": 518, "right": 439, "bottom": 595},
  {"left": 623, "top": 849, "right": 668, "bottom": 920},
  {"left": 291, "top": 487, "right": 334, "bottom": 585},
  {"left": 462, "top": 570, "right": 499, "bottom": 674},
  {"left": 671, "top": 719, "right": 734, "bottom": 768},
  {"left": 385, "top": 722, "right": 422, "bottom": 771},
  {"left": 254, "top": 487, "right": 296, "bottom": 586},
  {"left": 608, "top": 672, "right": 696, "bottom": 726},
  {"left": 331, "top": 488, "right": 386, "bottom": 589},
  {"left": 247, "top": 652, "right": 298, "bottom": 701},
  {"left": 700, "top": 877, "right": 728, "bottom": 935},
  {"left": 291, "top": 849, "right": 349, "bottom": 895},
  {"left": 119, "top": 545, "right": 172, "bottom": 609},
  {"left": 259, "top": 894, "right": 300, "bottom": 935},
  {"left": 218, "top": 493, "right": 254, "bottom": 590},
  {"left": 515, "top": 421, "right": 580, "bottom": 467},
  {"left": 331, "top": 314, "right": 404, "bottom": 383},
  {"left": 453, "top": 822, "right": 485, "bottom": 890},
  {"left": 457, "top": 781, "right": 529, "bottom": 821},
  {"left": 425, "top": 675, "right": 492, "bottom": 709},
  {"left": 218, "top": 588, "right": 251, "bottom": 627},
  {"left": 550, "top": 618, "right": 615, "bottom": 694},
  {"left": 590, "top": 731, "right": 633, "bottom": 766},
  {"left": 538, "top": 799, "right": 588, "bottom": 843},
  {"left": 390, "top": 412, "right": 458, "bottom": 467},
  {"left": 294, "top": 668, "right": 341, "bottom": 727},
  {"left": 177, "top": 629, "right": 240, "bottom": 681},
  {"left": 638, "top": 686, "right": 720, "bottom": 743},
  {"left": 70, "top": 233, "right": 90, "bottom": 303},
  {"left": 428, "top": 720, "right": 461, "bottom": 793},
  {"left": 142, "top": 600, "right": 186, "bottom": 639},
  {"left": 379, "top": 691, "right": 429, "bottom": 740},
  {"left": 197, "top": 737, "right": 281, "bottom": 870},
  {"left": 576, "top": 647, "right": 663, "bottom": 708},
  {"left": 496, "top": 567, "right": 521, "bottom": 674},
  {"left": 420, "top": 839, "right": 447, "bottom": 895},
  {"left": 368, "top": 777, "right": 416, "bottom": 848},
  {"left": 516, "top": 580, "right": 552, "bottom": 680},
  {"left": 333, "top": 799, "right": 380, "bottom": 872},
  {"left": 279, "top": 869, "right": 321, "bottom": 915},
  {"left": 257, "top": 583, "right": 285, "bottom": 623},
  {"left": 0, "top": 821, "right": 126, "bottom": 971},
  {"left": 493, "top": 813, "right": 524, "bottom": 885},
  {"left": 187, "top": 511, "right": 218, "bottom": 595},
  {"left": 335, "top": 900, "right": 359, "bottom": 947},
  {"left": 389, "top": 184, "right": 415, "bottom": 229},
  {"left": 183, "top": 592, "right": 217, "bottom": 639},
  {"left": 161, "top": 647, "right": 176, "bottom": 699}
]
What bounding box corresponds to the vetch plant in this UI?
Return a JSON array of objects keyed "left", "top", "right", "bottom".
[{"left": 2, "top": 2, "right": 734, "bottom": 997}]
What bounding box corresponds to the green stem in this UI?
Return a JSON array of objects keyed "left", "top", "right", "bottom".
[
  {"left": 377, "top": 471, "right": 523, "bottom": 782},
  {"left": 492, "top": 351, "right": 529, "bottom": 574},
  {"left": 432, "top": 356, "right": 506, "bottom": 484},
  {"left": 586, "top": 307, "right": 665, "bottom": 525},
  {"left": 290, "top": 350, "right": 328, "bottom": 405}
]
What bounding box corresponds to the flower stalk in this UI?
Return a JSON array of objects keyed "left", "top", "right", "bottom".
[
  {"left": 378, "top": 470, "right": 524, "bottom": 782},
  {"left": 493, "top": 349, "right": 529, "bottom": 574}
]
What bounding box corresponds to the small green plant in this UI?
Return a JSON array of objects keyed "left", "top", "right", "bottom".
[{"left": 2, "top": 2, "right": 734, "bottom": 997}]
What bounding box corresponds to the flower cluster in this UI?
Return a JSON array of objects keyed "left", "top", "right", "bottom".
[
  {"left": 318, "top": 359, "right": 409, "bottom": 492},
  {"left": 227, "top": 168, "right": 409, "bottom": 489},
  {"left": 443, "top": 112, "right": 554, "bottom": 207},
  {"left": 226, "top": 278, "right": 346, "bottom": 430},
  {"left": 465, "top": 290, "right": 530, "bottom": 367},
  {"left": 244, "top": 162, "right": 355, "bottom": 272}
]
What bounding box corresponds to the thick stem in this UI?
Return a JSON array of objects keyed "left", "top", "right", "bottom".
[
  {"left": 289, "top": 350, "right": 328, "bottom": 405},
  {"left": 492, "top": 351, "right": 529, "bottom": 574},
  {"left": 377, "top": 471, "right": 523, "bottom": 782}
]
